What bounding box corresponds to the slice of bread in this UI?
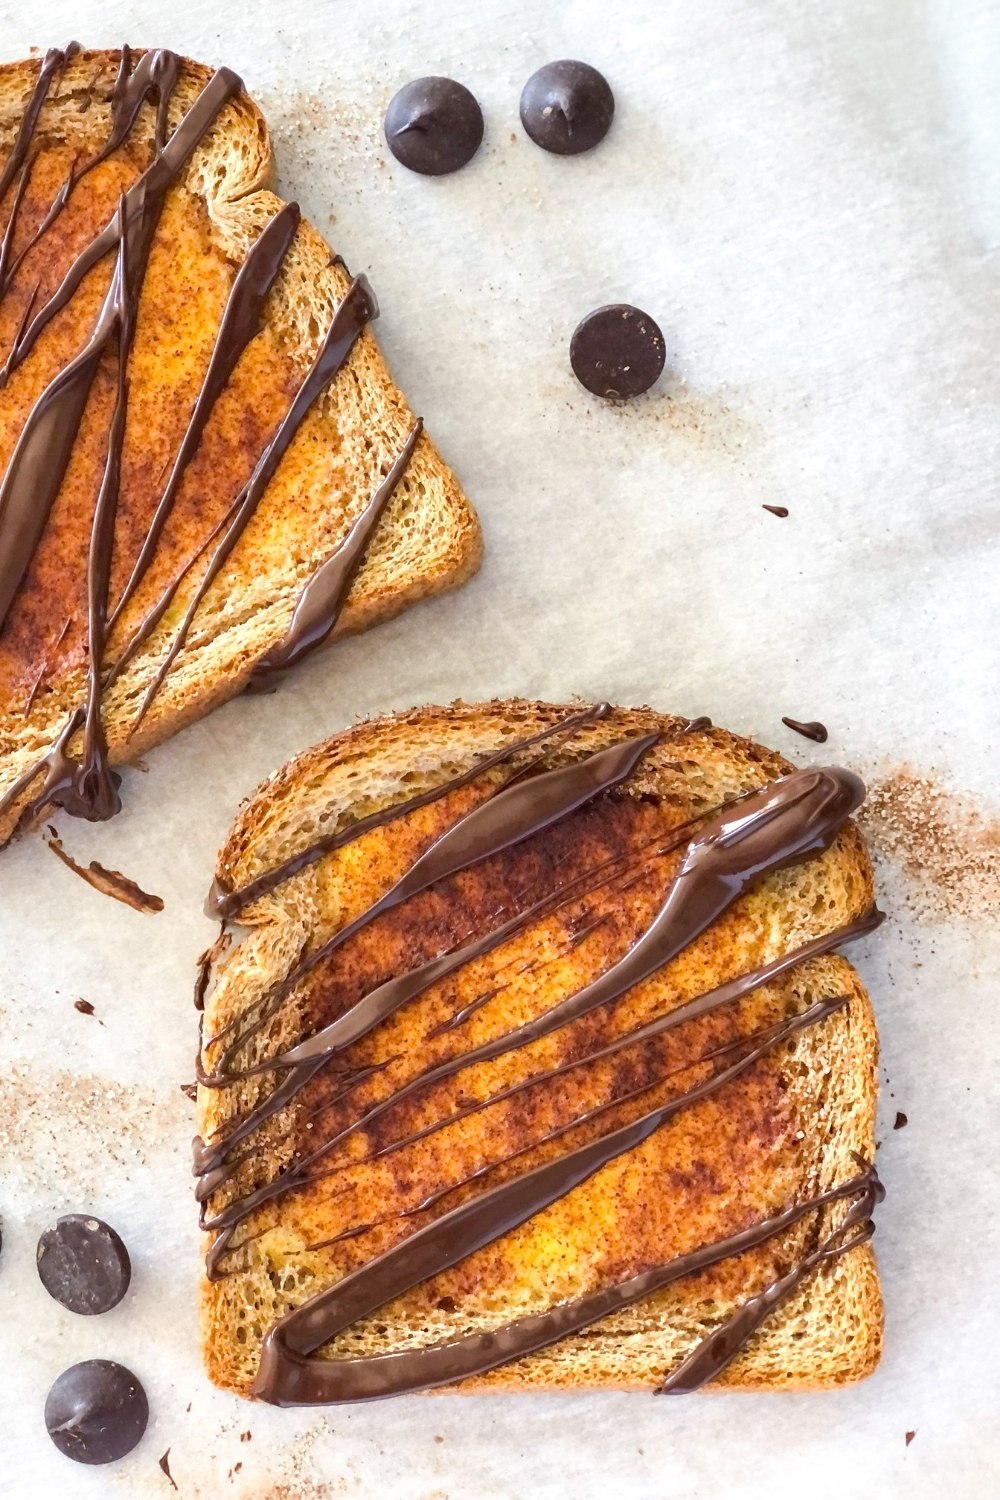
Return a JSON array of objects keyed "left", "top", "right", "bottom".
[
  {"left": 198, "top": 700, "right": 882, "bottom": 1399},
  {"left": 0, "top": 48, "right": 481, "bottom": 846}
]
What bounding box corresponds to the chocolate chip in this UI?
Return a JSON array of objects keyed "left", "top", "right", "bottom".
[
  {"left": 570, "top": 304, "right": 665, "bottom": 399},
  {"left": 384, "top": 77, "right": 484, "bottom": 175},
  {"left": 894, "top": 1111, "right": 908, "bottom": 1130},
  {"left": 44, "top": 1359, "right": 148, "bottom": 1465},
  {"left": 520, "top": 60, "right": 614, "bottom": 156},
  {"left": 37, "top": 1214, "right": 131, "bottom": 1315}
]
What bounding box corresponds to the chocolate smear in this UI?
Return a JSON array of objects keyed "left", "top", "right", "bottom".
[{"left": 45, "top": 832, "right": 164, "bottom": 912}]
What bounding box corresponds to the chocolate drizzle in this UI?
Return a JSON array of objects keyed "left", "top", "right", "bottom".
[
  {"left": 249, "top": 417, "right": 424, "bottom": 684},
  {"left": 656, "top": 1162, "right": 883, "bottom": 1393},
  {"left": 0, "top": 49, "right": 405, "bottom": 835},
  {"left": 0, "top": 47, "right": 78, "bottom": 207},
  {"left": 194, "top": 711, "right": 881, "bottom": 1403}
]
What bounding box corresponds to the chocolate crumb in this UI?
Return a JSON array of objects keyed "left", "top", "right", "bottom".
[
  {"left": 905, "top": 1430, "right": 916, "bottom": 1447},
  {"left": 781, "top": 717, "right": 828, "bottom": 743},
  {"left": 762, "top": 504, "right": 789, "bottom": 518},
  {"left": 74, "top": 999, "right": 95, "bottom": 1016},
  {"left": 240, "top": 1429, "right": 252, "bottom": 1442},
  {"left": 893, "top": 1111, "right": 908, "bottom": 1130},
  {"left": 186, "top": 1403, "right": 192, "bottom": 1413},
  {"left": 159, "top": 1449, "right": 178, "bottom": 1490},
  {"left": 434, "top": 1434, "right": 444, "bottom": 1444}
]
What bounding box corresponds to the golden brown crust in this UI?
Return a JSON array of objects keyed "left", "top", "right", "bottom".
[
  {"left": 199, "top": 701, "right": 882, "bottom": 1399},
  {"left": 0, "top": 48, "right": 482, "bottom": 844}
]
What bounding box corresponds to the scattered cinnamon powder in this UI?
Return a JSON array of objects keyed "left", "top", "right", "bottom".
[
  {"left": 859, "top": 769, "right": 1000, "bottom": 919},
  {"left": 0, "top": 1062, "right": 187, "bottom": 1194}
]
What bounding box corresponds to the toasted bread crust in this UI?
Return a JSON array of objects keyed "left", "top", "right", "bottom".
[
  {"left": 0, "top": 49, "right": 482, "bottom": 844},
  {"left": 199, "top": 701, "right": 881, "bottom": 1398}
]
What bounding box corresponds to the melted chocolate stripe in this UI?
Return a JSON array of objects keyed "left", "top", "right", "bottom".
[
  {"left": 0, "top": 159, "right": 33, "bottom": 291},
  {"left": 106, "top": 201, "right": 301, "bottom": 639},
  {"left": 249, "top": 416, "right": 424, "bottom": 682},
  {"left": 69, "top": 199, "right": 136, "bottom": 820},
  {"left": 0, "top": 296, "right": 109, "bottom": 630},
  {"left": 0, "top": 706, "right": 80, "bottom": 819},
  {"left": 206, "top": 703, "right": 612, "bottom": 920},
  {"left": 206, "top": 808, "right": 696, "bottom": 1070},
  {"left": 249, "top": 996, "right": 848, "bottom": 1403},
  {"left": 129, "top": 274, "right": 376, "bottom": 731},
  {"left": 0, "top": 46, "right": 70, "bottom": 203},
  {"left": 657, "top": 1171, "right": 883, "bottom": 1393}
]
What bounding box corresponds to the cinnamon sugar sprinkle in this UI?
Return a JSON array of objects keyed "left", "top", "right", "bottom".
[{"left": 859, "top": 769, "right": 1000, "bottom": 919}]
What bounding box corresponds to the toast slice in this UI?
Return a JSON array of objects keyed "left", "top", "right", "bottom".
[
  {"left": 197, "top": 700, "right": 882, "bottom": 1401},
  {"left": 0, "top": 47, "right": 481, "bottom": 846}
]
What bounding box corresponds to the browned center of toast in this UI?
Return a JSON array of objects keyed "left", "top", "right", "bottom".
[{"left": 209, "top": 785, "right": 810, "bottom": 1316}]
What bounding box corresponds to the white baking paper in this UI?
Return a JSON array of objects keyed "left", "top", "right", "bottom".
[{"left": 1, "top": 1, "right": 998, "bottom": 1495}]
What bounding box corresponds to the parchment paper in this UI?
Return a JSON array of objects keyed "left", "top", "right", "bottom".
[{"left": 1, "top": 1, "right": 998, "bottom": 1495}]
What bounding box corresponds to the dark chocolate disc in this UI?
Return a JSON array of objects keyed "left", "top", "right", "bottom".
[
  {"left": 44, "top": 1359, "right": 148, "bottom": 1465},
  {"left": 37, "top": 1214, "right": 132, "bottom": 1315},
  {"left": 384, "top": 77, "right": 484, "bottom": 176},
  {"left": 570, "top": 304, "right": 666, "bottom": 399},
  {"left": 519, "top": 60, "right": 614, "bottom": 155}
]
